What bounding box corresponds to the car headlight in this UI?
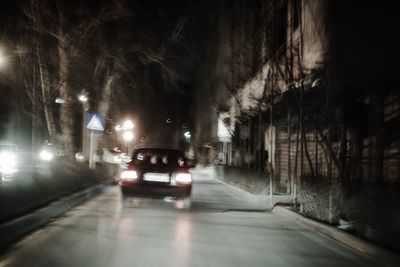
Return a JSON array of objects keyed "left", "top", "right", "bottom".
[
  {"left": 39, "top": 150, "right": 54, "bottom": 161},
  {"left": 120, "top": 170, "right": 138, "bottom": 180},
  {"left": 0, "top": 151, "right": 17, "bottom": 173},
  {"left": 175, "top": 173, "right": 192, "bottom": 184}
]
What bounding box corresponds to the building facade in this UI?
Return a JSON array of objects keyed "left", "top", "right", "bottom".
[{"left": 193, "top": 0, "right": 400, "bottom": 251}]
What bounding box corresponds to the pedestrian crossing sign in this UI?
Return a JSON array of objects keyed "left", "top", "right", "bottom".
[{"left": 86, "top": 113, "right": 105, "bottom": 132}]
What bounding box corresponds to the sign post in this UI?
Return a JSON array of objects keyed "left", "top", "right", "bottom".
[
  {"left": 89, "top": 130, "right": 96, "bottom": 169},
  {"left": 86, "top": 113, "right": 105, "bottom": 169}
]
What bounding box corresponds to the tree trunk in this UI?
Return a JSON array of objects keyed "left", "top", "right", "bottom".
[
  {"left": 98, "top": 74, "right": 115, "bottom": 117},
  {"left": 37, "top": 47, "right": 56, "bottom": 139},
  {"left": 58, "top": 18, "right": 75, "bottom": 157},
  {"left": 59, "top": 46, "right": 74, "bottom": 156}
]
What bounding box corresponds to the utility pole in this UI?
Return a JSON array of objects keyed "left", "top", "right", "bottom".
[{"left": 31, "top": 0, "right": 37, "bottom": 149}]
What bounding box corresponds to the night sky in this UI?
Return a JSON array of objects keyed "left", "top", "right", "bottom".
[{"left": 0, "top": 0, "right": 216, "bottom": 144}]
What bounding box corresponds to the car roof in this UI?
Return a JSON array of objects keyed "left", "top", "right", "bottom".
[{"left": 133, "top": 147, "right": 184, "bottom": 154}]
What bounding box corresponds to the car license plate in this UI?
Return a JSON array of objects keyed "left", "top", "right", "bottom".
[{"left": 143, "top": 173, "right": 170, "bottom": 183}]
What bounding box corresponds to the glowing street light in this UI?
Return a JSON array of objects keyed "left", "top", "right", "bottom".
[
  {"left": 115, "top": 119, "right": 135, "bottom": 154},
  {"left": 122, "top": 131, "right": 134, "bottom": 142},
  {"left": 78, "top": 94, "right": 88, "bottom": 102},
  {"left": 184, "top": 131, "right": 191, "bottom": 139},
  {"left": 122, "top": 120, "right": 134, "bottom": 130},
  {"left": 39, "top": 150, "right": 54, "bottom": 161},
  {"left": 0, "top": 46, "right": 28, "bottom": 70},
  {"left": 0, "top": 47, "right": 8, "bottom": 68},
  {"left": 55, "top": 97, "right": 65, "bottom": 104}
]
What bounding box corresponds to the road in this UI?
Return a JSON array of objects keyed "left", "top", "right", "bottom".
[{"left": 0, "top": 171, "right": 379, "bottom": 267}]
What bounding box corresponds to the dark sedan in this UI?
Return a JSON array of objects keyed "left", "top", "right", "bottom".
[{"left": 119, "top": 148, "right": 192, "bottom": 207}]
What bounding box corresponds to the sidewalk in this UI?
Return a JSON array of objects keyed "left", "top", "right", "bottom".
[
  {"left": 193, "top": 165, "right": 293, "bottom": 208},
  {"left": 0, "top": 177, "right": 115, "bottom": 251},
  {"left": 194, "top": 165, "right": 400, "bottom": 267},
  {"left": 273, "top": 205, "right": 400, "bottom": 267}
]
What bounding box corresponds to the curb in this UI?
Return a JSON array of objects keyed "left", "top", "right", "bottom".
[
  {"left": 218, "top": 176, "right": 269, "bottom": 201},
  {"left": 193, "top": 166, "right": 293, "bottom": 206},
  {"left": 193, "top": 167, "right": 270, "bottom": 202},
  {"left": 0, "top": 177, "right": 115, "bottom": 251},
  {"left": 273, "top": 205, "right": 400, "bottom": 267},
  {"left": 208, "top": 172, "right": 293, "bottom": 208}
]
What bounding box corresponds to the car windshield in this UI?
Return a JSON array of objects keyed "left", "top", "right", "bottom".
[{"left": 132, "top": 149, "right": 185, "bottom": 167}]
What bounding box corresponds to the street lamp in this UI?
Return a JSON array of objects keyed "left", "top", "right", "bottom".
[
  {"left": 115, "top": 119, "right": 135, "bottom": 154},
  {"left": 78, "top": 94, "right": 88, "bottom": 103},
  {"left": 55, "top": 97, "right": 65, "bottom": 104},
  {"left": 122, "top": 130, "right": 134, "bottom": 155},
  {"left": 184, "top": 131, "right": 191, "bottom": 139},
  {"left": 78, "top": 90, "right": 89, "bottom": 157},
  {"left": 122, "top": 120, "right": 134, "bottom": 130},
  {"left": 122, "top": 131, "right": 134, "bottom": 142},
  {"left": 78, "top": 90, "right": 89, "bottom": 109},
  {"left": 0, "top": 50, "right": 7, "bottom": 69},
  {"left": 0, "top": 46, "right": 28, "bottom": 70}
]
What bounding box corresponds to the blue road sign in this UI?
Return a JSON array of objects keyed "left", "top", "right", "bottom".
[{"left": 86, "top": 113, "right": 105, "bottom": 132}]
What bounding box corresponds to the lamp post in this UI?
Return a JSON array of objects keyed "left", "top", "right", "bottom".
[
  {"left": 78, "top": 90, "right": 89, "bottom": 157},
  {"left": 115, "top": 124, "right": 122, "bottom": 150},
  {"left": 115, "top": 119, "right": 135, "bottom": 155},
  {"left": 122, "top": 120, "right": 134, "bottom": 155},
  {"left": 122, "top": 131, "right": 134, "bottom": 155},
  {"left": 184, "top": 131, "right": 191, "bottom": 140}
]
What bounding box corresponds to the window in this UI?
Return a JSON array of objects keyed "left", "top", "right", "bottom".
[{"left": 133, "top": 149, "right": 185, "bottom": 167}]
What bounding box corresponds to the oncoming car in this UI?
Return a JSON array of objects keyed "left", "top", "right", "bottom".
[
  {"left": 0, "top": 142, "right": 33, "bottom": 183},
  {"left": 0, "top": 143, "right": 20, "bottom": 180},
  {"left": 119, "top": 148, "right": 192, "bottom": 208}
]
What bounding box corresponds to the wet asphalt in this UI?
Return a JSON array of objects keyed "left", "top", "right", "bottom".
[{"left": 0, "top": 171, "right": 379, "bottom": 267}]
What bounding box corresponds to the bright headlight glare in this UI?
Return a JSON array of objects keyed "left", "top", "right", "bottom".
[
  {"left": 121, "top": 170, "right": 138, "bottom": 180},
  {"left": 40, "top": 150, "right": 54, "bottom": 161},
  {"left": 0, "top": 152, "right": 17, "bottom": 169},
  {"left": 175, "top": 173, "right": 192, "bottom": 184},
  {"left": 122, "top": 131, "right": 134, "bottom": 142}
]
